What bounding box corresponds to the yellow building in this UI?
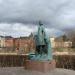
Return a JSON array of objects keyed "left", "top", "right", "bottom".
[
  {"left": 0, "top": 36, "right": 5, "bottom": 48},
  {"left": 50, "top": 36, "right": 72, "bottom": 48},
  {"left": 50, "top": 37, "right": 55, "bottom": 48}
]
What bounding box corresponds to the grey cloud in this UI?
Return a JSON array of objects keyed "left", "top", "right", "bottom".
[
  {"left": 0, "top": 0, "right": 75, "bottom": 36},
  {"left": 0, "top": 0, "right": 69, "bottom": 24}
]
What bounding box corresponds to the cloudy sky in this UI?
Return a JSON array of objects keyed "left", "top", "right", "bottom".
[{"left": 0, "top": 0, "right": 75, "bottom": 37}]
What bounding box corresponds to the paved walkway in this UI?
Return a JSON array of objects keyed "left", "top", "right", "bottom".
[{"left": 0, "top": 67, "right": 75, "bottom": 75}]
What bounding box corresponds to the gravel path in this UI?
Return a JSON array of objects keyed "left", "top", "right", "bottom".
[{"left": 0, "top": 67, "right": 75, "bottom": 75}]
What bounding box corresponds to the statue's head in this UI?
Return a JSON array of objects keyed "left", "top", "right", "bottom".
[{"left": 39, "top": 21, "right": 43, "bottom": 26}]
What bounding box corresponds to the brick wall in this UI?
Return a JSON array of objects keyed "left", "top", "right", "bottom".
[
  {"left": 14, "top": 37, "right": 35, "bottom": 53},
  {"left": 5, "top": 38, "right": 14, "bottom": 48}
]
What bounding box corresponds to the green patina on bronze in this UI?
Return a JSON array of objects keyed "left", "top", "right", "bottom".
[{"left": 29, "top": 21, "right": 52, "bottom": 61}]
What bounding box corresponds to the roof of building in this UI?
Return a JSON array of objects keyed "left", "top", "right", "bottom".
[
  {"left": 54, "top": 35, "right": 69, "bottom": 42},
  {"left": 4, "top": 36, "right": 13, "bottom": 38}
]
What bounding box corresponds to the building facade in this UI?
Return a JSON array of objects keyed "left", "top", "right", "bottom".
[
  {"left": 4, "top": 36, "right": 14, "bottom": 48},
  {"left": 14, "top": 34, "right": 35, "bottom": 54},
  {"left": 0, "top": 36, "right": 5, "bottom": 48},
  {"left": 50, "top": 35, "right": 72, "bottom": 48}
]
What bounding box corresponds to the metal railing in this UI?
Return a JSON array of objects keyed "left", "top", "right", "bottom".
[{"left": 0, "top": 54, "right": 27, "bottom": 67}]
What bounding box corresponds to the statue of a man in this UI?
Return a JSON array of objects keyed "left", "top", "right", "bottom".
[
  {"left": 35, "top": 21, "right": 47, "bottom": 54},
  {"left": 29, "top": 21, "right": 52, "bottom": 61},
  {"left": 38, "top": 21, "right": 46, "bottom": 45}
]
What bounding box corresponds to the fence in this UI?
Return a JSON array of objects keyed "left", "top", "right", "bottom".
[
  {"left": 0, "top": 54, "right": 75, "bottom": 70},
  {"left": 0, "top": 55, "right": 27, "bottom": 67},
  {"left": 54, "top": 55, "right": 75, "bottom": 70}
]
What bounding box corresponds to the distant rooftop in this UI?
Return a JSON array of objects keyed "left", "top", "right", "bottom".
[
  {"left": 4, "top": 36, "right": 13, "bottom": 38},
  {"left": 0, "top": 35, "right": 4, "bottom": 38}
]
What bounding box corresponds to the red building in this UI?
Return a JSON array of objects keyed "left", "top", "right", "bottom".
[
  {"left": 14, "top": 36, "right": 35, "bottom": 53},
  {"left": 3, "top": 33, "right": 35, "bottom": 53},
  {"left": 5, "top": 36, "right": 14, "bottom": 48}
]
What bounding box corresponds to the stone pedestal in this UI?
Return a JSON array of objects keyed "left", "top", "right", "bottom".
[{"left": 25, "top": 60, "right": 56, "bottom": 72}]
